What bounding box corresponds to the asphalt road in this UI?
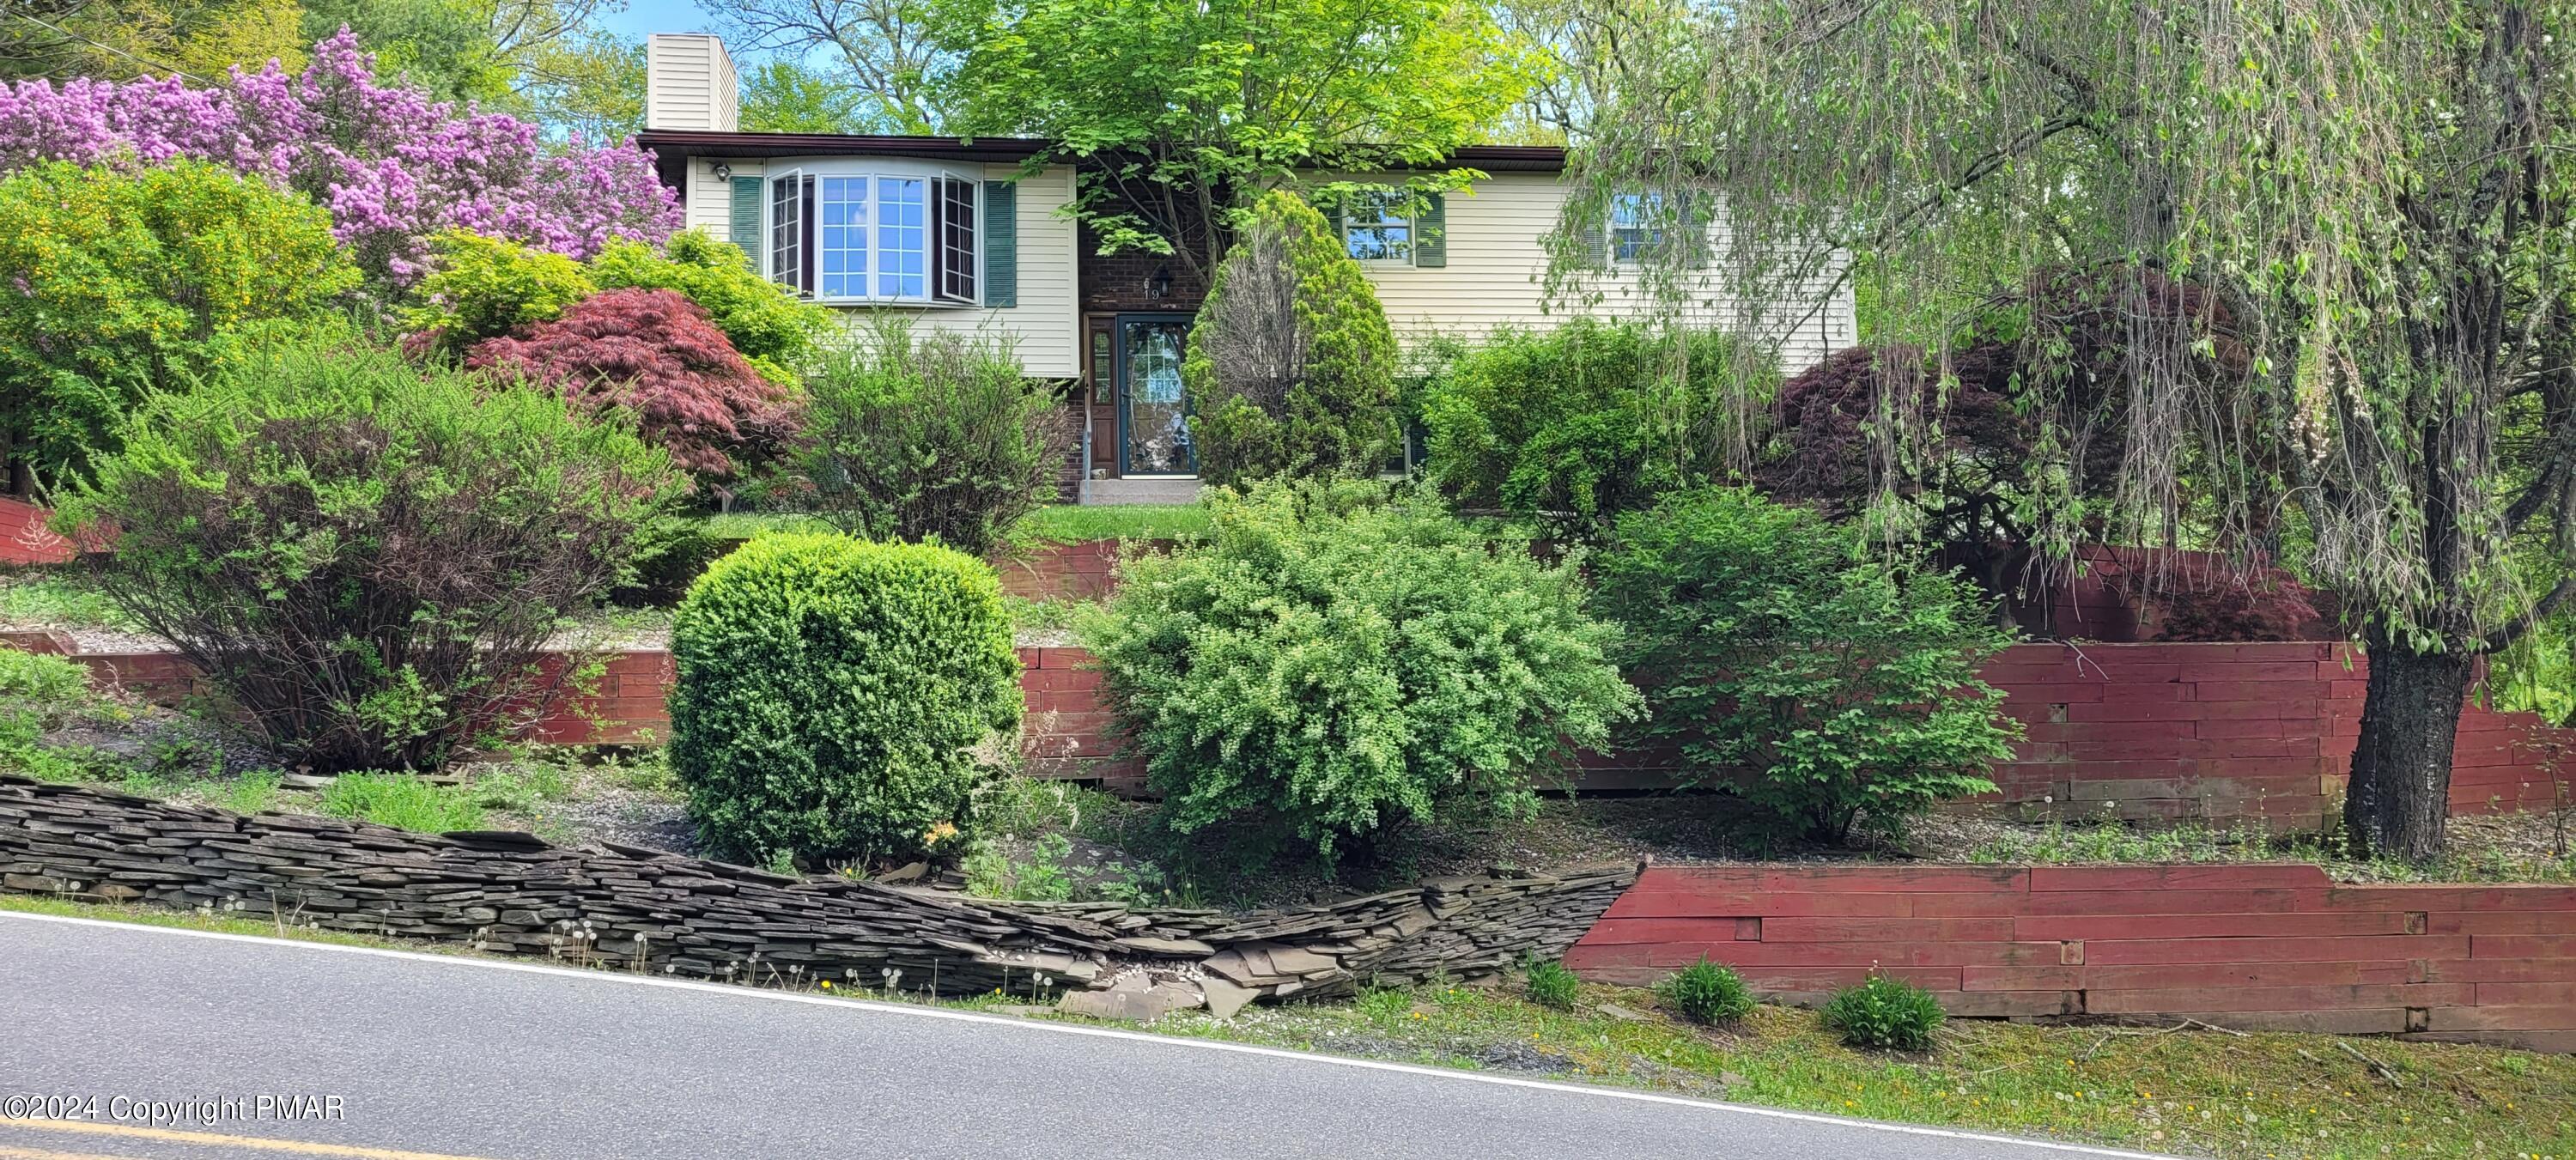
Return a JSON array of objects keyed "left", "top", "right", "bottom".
[{"left": 0, "top": 913, "right": 2171, "bottom": 1160}]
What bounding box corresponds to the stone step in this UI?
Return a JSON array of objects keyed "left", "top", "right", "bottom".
[{"left": 1080, "top": 477, "right": 1202, "bottom": 506}]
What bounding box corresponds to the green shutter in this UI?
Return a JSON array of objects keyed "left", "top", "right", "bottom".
[
  {"left": 728, "top": 174, "right": 762, "bottom": 252},
  {"left": 984, "top": 179, "right": 1018, "bottom": 308},
  {"left": 1413, "top": 192, "right": 1446, "bottom": 268}
]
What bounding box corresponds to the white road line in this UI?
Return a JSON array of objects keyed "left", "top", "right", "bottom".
[{"left": 1, "top": 910, "right": 2172, "bottom": 1159}]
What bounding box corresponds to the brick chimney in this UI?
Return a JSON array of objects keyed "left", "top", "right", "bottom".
[{"left": 644, "top": 33, "right": 739, "bottom": 132}]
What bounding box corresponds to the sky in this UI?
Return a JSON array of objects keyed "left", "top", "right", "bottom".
[{"left": 598, "top": 0, "right": 724, "bottom": 40}]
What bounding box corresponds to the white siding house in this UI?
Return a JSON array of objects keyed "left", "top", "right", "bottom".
[{"left": 638, "top": 33, "right": 1856, "bottom": 496}]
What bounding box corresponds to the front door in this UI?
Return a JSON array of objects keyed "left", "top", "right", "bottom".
[{"left": 1115, "top": 313, "right": 1194, "bottom": 477}]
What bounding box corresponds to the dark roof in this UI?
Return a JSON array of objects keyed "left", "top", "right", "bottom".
[{"left": 634, "top": 130, "right": 1569, "bottom": 190}]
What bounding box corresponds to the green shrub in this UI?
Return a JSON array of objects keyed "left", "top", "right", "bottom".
[
  {"left": 1419, "top": 320, "right": 1771, "bottom": 536},
  {"left": 799, "top": 320, "right": 1069, "bottom": 556},
  {"left": 318, "top": 772, "right": 487, "bottom": 832},
  {"left": 0, "top": 161, "right": 359, "bottom": 483},
  {"left": 668, "top": 531, "right": 1020, "bottom": 866},
  {"left": 403, "top": 230, "right": 598, "bottom": 355},
  {"left": 588, "top": 230, "right": 827, "bottom": 384},
  {"left": 1662, "top": 957, "right": 1755, "bottom": 1024},
  {"left": 1182, "top": 190, "right": 1399, "bottom": 486},
  {"left": 1595, "top": 487, "right": 2018, "bottom": 845},
  {"left": 1079, "top": 478, "right": 1641, "bottom": 865},
  {"left": 1522, "top": 956, "right": 1582, "bottom": 1009},
  {"left": 0, "top": 647, "right": 88, "bottom": 704},
  {"left": 56, "top": 343, "right": 682, "bottom": 773},
  {"left": 1822, "top": 974, "right": 1946, "bottom": 1050}
]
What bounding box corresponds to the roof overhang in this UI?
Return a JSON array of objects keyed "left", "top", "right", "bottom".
[{"left": 634, "top": 130, "right": 1569, "bottom": 191}]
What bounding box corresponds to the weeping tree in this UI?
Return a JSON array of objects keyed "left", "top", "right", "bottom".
[{"left": 1563, "top": 0, "right": 2576, "bottom": 859}]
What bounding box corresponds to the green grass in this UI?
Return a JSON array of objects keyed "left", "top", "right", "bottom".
[
  {"left": 1002, "top": 504, "right": 1212, "bottom": 547},
  {"left": 1967, "top": 815, "right": 2576, "bottom": 883},
  {"left": 0, "top": 893, "right": 472, "bottom": 952},
  {"left": 316, "top": 772, "right": 486, "bottom": 833},
  {"left": 695, "top": 512, "right": 840, "bottom": 541},
  {"left": 0, "top": 569, "right": 129, "bottom": 629},
  {"left": 693, "top": 504, "right": 1212, "bottom": 550},
  {"left": 1134, "top": 978, "right": 2576, "bottom": 1158}
]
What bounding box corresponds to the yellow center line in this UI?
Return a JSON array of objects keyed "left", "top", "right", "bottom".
[
  {"left": 0, "top": 1144, "right": 151, "bottom": 1160},
  {"left": 0, "top": 1121, "right": 507, "bottom": 1160}
]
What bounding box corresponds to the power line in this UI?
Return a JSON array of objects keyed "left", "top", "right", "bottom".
[{"left": 0, "top": 2, "right": 206, "bottom": 83}]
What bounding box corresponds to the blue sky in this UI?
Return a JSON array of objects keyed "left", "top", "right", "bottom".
[{"left": 598, "top": 0, "right": 724, "bottom": 39}]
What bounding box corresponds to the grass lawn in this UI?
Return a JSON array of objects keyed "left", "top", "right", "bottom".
[
  {"left": 1131, "top": 976, "right": 2571, "bottom": 1159},
  {"left": 9, "top": 894, "right": 2569, "bottom": 1158},
  {"left": 690, "top": 504, "right": 1212, "bottom": 550}
]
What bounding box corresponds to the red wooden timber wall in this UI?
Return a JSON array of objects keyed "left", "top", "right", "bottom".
[
  {"left": 1567, "top": 863, "right": 2576, "bottom": 1051},
  {"left": 0, "top": 498, "right": 74, "bottom": 566}
]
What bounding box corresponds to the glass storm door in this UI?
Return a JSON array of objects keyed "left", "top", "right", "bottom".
[{"left": 1115, "top": 314, "right": 1195, "bottom": 476}]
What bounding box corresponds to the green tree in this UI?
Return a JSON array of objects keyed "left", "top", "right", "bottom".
[
  {"left": 0, "top": 161, "right": 358, "bottom": 487},
  {"left": 300, "top": 0, "right": 514, "bottom": 102},
  {"left": 715, "top": 0, "right": 950, "bottom": 132},
  {"left": 1181, "top": 191, "right": 1398, "bottom": 487},
  {"left": 3, "top": 0, "right": 305, "bottom": 80},
  {"left": 934, "top": 0, "right": 1537, "bottom": 283},
  {"left": 512, "top": 29, "right": 646, "bottom": 143},
  {"left": 738, "top": 58, "right": 873, "bottom": 134},
  {"left": 1571, "top": 0, "right": 2576, "bottom": 860}
]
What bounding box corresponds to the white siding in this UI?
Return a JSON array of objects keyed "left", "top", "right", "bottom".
[
  {"left": 646, "top": 34, "right": 738, "bottom": 132},
  {"left": 1358, "top": 171, "right": 1856, "bottom": 373},
  {"left": 690, "top": 160, "right": 1083, "bottom": 379},
  {"left": 685, "top": 156, "right": 739, "bottom": 239}
]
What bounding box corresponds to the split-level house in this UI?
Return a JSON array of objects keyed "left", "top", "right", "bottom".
[{"left": 636, "top": 33, "right": 1857, "bottom": 503}]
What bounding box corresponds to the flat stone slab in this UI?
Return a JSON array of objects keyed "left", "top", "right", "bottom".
[
  {"left": 1058, "top": 981, "right": 1203, "bottom": 1023},
  {"left": 1111, "top": 935, "right": 1218, "bottom": 957}
]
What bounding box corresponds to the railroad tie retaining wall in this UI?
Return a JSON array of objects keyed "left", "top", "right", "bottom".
[
  {"left": 1566, "top": 863, "right": 2576, "bottom": 1053},
  {"left": 0, "top": 777, "right": 1632, "bottom": 1011}
]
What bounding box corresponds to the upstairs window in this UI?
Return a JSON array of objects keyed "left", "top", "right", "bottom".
[
  {"left": 1342, "top": 191, "right": 1413, "bottom": 263},
  {"left": 767, "top": 163, "right": 980, "bottom": 306}
]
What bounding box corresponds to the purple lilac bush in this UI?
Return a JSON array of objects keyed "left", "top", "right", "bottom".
[{"left": 0, "top": 31, "right": 681, "bottom": 287}]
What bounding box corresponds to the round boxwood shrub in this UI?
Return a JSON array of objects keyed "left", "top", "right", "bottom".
[
  {"left": 1822, "top": 974, "right": 1947, "bottom": 1050},
  {"left": 668, "top": 531, "right": 1020, "bottom": 867},
  {"left": 1079, "top": 478, "right": 1642, "bottom": 866},
  {"left": 1662, "top": 957, "right": 1755, "bottom": 1024}
]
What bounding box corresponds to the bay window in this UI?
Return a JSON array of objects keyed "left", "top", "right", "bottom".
[{"left": 767, "top": 162, "right": 981, "bottom": 306}]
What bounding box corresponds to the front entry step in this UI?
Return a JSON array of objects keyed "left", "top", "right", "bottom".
[{"left": 1082, "top": 477, "right": 1202, "bottom": 506}]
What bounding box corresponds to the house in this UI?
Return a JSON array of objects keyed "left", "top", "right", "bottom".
[{"left": 636, "top": 33, "right": 1858, "bottom": 503}]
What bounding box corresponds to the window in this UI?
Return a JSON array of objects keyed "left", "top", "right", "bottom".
[
  {"left": 1343, "top": 192, "right": 1412, "bottom": 263},
  {"left": 768, "top": 168, "right": 807, "bottom": 295},
  {"left": 937, "top": 177, "right": 978, "bottom": 304},
  {"left": 817, "top": 176, "right": 866, "bottom": 298},
  {"left": 877, "top": 177, "right": 927, "bottom": 298},
  {"left": 1610, "top": 191, "right": 1663, "bottom": 262},
  {"left": 762, "top": 162, "right": 978, "bottom": 305}
]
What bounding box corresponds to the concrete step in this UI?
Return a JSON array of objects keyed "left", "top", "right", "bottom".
[{"left": 1082, "top": 477, "right": 1202, "bottom": 506}]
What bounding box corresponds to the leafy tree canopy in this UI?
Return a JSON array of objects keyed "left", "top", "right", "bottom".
[
  {"left": 933, "top": 0, "right": 1540, "bottom": 281},
  {"left": 1565, "top": 0, "right": 2576, "bottom": 859}
]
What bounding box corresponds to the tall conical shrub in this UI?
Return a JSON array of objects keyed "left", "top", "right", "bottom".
[{"left": 1182, "top": 190, "right": 1399, "bottom": 487}]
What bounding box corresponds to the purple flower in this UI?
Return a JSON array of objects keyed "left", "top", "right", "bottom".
[{"left": 0, "top": 29, "right": 682, "bottom": 287}]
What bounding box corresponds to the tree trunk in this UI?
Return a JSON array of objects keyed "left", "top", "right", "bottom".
[{"left": 2342, "top": 647, "right": 2476, "bottom": 861}]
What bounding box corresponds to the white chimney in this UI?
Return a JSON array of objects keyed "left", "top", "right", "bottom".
[{"left": 645, "top": 33, "right": 739, "bottom": 131}]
